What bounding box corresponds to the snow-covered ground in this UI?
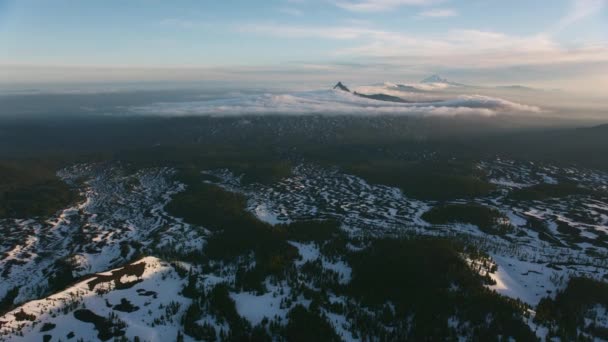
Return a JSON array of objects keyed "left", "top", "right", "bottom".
[
  {"left": 206, "top": 160, "right": 608, "bottom": 311},
  {"left": 489, "top": 254, "right": 560, "bottom": 306},
  {"left": 214, "top": 164, "right": 432, "bottom": 234},
  {"left": 0, "top": 164, "right": 203, "bottom": 307},
  {"left": 288, "top": 241, "right": 352, "bottom": 284},
  {"left": 0, "top": 257, "right": 193, "bottom": 342},
  {"left": 231, "top": 280, "right": 297, "bottom": 326},
  {"left": 1, "top": 158, "right": 608, "bottom": 341}
]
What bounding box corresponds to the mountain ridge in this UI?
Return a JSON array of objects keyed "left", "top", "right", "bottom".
[{"left": 333, "top": 82, "right": 350, "bottom": 92}]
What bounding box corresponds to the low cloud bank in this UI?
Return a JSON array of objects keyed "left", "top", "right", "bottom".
[{"left": 129, "top": 89, "right": 542, "bottom": 117}]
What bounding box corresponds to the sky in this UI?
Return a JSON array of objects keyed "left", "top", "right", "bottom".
[{"left": 0, "top": 0, "right": 606, "bottom": 93}]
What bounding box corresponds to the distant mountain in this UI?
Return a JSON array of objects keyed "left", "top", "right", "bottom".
[
  {"left": 333, "top": 82, "right": 410, "bottom": 103},
  {"left": 333, "top": 82, "right": 350, "bottom": 92},
  {"left": 354, "top": 92, "right": 410, "bottom": 103},
  {"left": 420, "top": 74, "right": 465, "bottom": 86},
  {"left": 391, "top": 84, "right": 426, "bottom": 93},
  {"left": 421, "top": 74, "right": 450, "bottom": 84},
  {"left": 420, "top": 76, "right": 540, "bottom": 91}
]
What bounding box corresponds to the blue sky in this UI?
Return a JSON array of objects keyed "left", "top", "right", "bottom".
[{"left": 0, "top": 0, "right": 606, "bottom": 91}]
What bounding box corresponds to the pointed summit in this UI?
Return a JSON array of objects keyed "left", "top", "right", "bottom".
[{"left": 333, "top": 82, "right": 350, "bottom": 92}]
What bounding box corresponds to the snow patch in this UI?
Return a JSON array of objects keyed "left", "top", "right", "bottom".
[{"left": 488, "top": 255, "right": 559, "bottom": 306}]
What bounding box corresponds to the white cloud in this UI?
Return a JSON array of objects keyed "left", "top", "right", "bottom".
[
  {"left": 332, "top": 0, "right": 442, "bottom": 12},
  {"left": 129, "top": 89, "right": 541, "bottom": 117},
  {"left": 418, "top": 8, "right": 458, "bottom": 17}
]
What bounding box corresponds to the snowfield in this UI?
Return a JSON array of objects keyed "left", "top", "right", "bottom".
[
  {"left": 0, "top": 257, "right": 192, "bottom": 342},
  {"left": 489, "top": 254, "right": 560, "bottom": 306},
  {"left": 0, "top": 164, "right": 202, "bottom": 309}
]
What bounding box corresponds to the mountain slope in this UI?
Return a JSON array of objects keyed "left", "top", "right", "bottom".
[
  {"left": 353, "top": 91, "right": 410, "bottom": 103},
  {"left": 0, "top": 257, "right": 192, "bottom": 342},
  {"left": 333, "top": 82, "right": 350, "bottom": 92}
]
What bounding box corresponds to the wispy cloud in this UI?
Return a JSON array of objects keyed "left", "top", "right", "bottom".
[
  {"left": 418, "top": 8, "right": 458, "bottom": 17},
  {"left": 242, "top": 24, "right": 389, "bottom": 39},
  {"left": 243, "top": 23, "right": 608, "bottom": 69},
  {"left": 554, "top": 0, "right": 606, "bottom": 32},
  {"left": 332, "top": 0, "right": 441, "bottom": 12}
]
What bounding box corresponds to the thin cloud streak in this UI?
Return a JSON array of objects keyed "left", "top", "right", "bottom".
[
  {"left": 243, "top": 23, "right": 608, "bottom": 69},
  {"left": 418, "top": 8, "right": 458, "bottom": 17},
  {"left": 332, "top": 0, "right": 442, "bottom": 12},
  {"left": 557, "top": 0, "right": 606, "bottom": 31},
  {"left": 547, "top": 0, "right": 608, "bottom": 35}
]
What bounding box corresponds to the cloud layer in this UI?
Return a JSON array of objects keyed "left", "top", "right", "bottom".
[{"left": 129, "top": 89, "right": 541, "bottom": 117}]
